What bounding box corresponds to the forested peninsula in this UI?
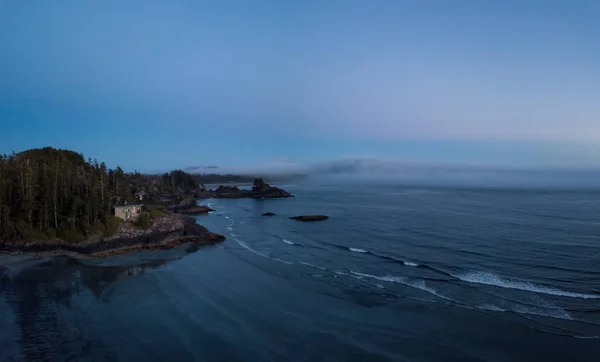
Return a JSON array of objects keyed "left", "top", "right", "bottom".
[{"left": 0, "top": 147, "right": 228, "bottom": 256}]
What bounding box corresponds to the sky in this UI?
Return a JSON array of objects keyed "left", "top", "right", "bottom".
[{"left": 1, "top": 0, "right": 599, "bottom": 172}]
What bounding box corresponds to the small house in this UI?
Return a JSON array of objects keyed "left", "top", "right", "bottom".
[{"left": 114, "top": 202, "right": 144, "bottom": 221}]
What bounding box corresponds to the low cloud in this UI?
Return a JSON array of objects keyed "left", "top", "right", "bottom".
[{"left": 186, "top": 157, "right": 600, "bottom": 189}]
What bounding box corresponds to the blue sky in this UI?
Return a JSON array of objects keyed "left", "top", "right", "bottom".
[{"left": 1, "top": 0, "right": 599, "bottom": 172}]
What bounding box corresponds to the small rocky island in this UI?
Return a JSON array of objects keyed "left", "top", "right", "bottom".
[{"left": 196, "top": 178, "right": 293, "bottom": 199}]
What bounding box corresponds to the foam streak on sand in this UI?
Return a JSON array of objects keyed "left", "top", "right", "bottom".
[{"left": 456, "top": 271, "right": 600, "bottom": 299}]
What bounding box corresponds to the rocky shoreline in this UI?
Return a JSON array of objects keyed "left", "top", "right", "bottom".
[{"left": 0, "top": 214, "right": 225, "bottom": 259}]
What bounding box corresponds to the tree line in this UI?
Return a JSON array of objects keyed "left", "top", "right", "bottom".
[{"left": 0, "top": 148, "right": 203, "bottom": 243}]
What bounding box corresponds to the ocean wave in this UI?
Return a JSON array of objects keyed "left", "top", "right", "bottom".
[
  {"left": 349, "top": 271, "right": 455, "bottom": 301},
  {"left": 512, "top": 304, "right": 572, "bottom": 320},
  {"left": 366, "top": 251, "right": 452, "bottom": 278},
  {"left": 478, "top": 304, "right": 507, "bottom": 312},
  {"left": 455, "top": 271, "right": 600, "bottom": 299},
  {"left": 477, "top": 303, "right": 573, "bottom": 320},
  {"left": 298, "top": 262, "right": 327, "bottom": 271},
  {"left": 350, "top": 271, "right": 402, "bottom": 283},
  {"left": 282, "top": 239, "right": 294, "bottom": 245},
  {"left": 231, "top": 234, "right": 294, "bottom": 265},
  {"left": 348, "top": 248, "right": 368, "bottom": 253},
  {"left": 225, "top": 218, "right": 293, "bottom": 265}
]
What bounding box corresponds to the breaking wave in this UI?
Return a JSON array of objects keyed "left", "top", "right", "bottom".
[
  {"left": 349, "top": 271, "right": 455, "bottom": 301},
  {"left": 455, "top": 271, "right": 600, "bottom": 299},
  {"left": 348, "top": 248, "right": 368, "bottom": 253}
]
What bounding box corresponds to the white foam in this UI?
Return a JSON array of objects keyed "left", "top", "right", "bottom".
[
  {"left": 282, "top": 239, "right": 294, "bottom": 245},
  {"left": 478, "top": 304, "right": 507, "bottom": 312},
  {"left": 477, "top": 303, "right": 572, "bottom": 320},
  {"left": 455, "top": 271, "right": 600, "bottom": 299},
  {"left": 298, "top": 262, "right": 327, "bottom": 271},
  {"left": 350, "top": 271, "right": 403, "bottom": 283},
  {"left": 403, "top": 261, "right": 419, "bottom": 267},
  {"left": 350, "top": 271, "right": 456, "bottom": 301},
  {"left": 513, "top": 304, "right": 573, "bottom": 320},
  {"left": 230, "top": 233, "right": 293, "bottom": 265},
  {"left": 348, "top": 248, "right": 368, "bottom": 253}
]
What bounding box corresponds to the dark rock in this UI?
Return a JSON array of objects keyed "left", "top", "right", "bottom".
[
  {"left": 290, "top": 215, "right": 329, "bottom": 222},
  {"left": 262, "top": 212, "right": 276, "bottom": 216},
  {"left": 169, "top": 198, "right": 214, "bottom": 215},
  {"left": 216, "top": 185, "right": 242, "bottom": 194},
  {"left": 177, "top": 205, "right": 214, "bottom": 215},
  {"left": 204, "top": 232, "right": 226, "bottom": 242},
  {"left": 252, "top": 178, "right": 270, "bottom": 192}
]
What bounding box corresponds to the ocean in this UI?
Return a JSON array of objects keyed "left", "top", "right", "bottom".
[{"left": 1, "top": 181, "right": 600, "bottom": 361}]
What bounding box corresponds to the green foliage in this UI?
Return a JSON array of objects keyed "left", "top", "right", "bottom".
[
  {"left": 0, "top": 147, "right": 128, "bottom": 243},
  {"left": 104, "top": 216, "right": 122, "bottom": 237},
  {"left": 134, "top": 212, "right": 153, "bottom": 229},
  {"left": 59, "top": 229, "right": 86, "bottom": 243},
  {"left": 149, "top": 208, "right": 164, "bottom": 217}
]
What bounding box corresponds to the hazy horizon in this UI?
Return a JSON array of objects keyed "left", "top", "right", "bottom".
[{"left": 1, "top": 1, "right": 599, "bottom": 171}]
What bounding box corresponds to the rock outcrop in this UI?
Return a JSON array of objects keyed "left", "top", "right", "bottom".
[
  {"left": 290, "top": 215, "right": 329, "bottom": 222},
  {"left": 196, "top": 179, "right": 293, "bottom": 199},
  {"left": 0, "top": 214, "right": 225, "bottom": 258},
  {"left": 169, "top": 198, "right": 214, "bottom": 215}
]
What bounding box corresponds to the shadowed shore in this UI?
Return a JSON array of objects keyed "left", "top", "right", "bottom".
[{"left": 0, "top": 214, "right": 225, "bottom": 259}]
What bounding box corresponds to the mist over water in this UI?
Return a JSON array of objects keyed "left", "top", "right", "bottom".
[{"left": 300, "top": 161, "right": 600, "bottom": 190}]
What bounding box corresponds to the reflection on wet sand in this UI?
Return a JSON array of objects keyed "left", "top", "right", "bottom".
[{"left": 0, "top": 245, "right": 209, "bottom": 360}]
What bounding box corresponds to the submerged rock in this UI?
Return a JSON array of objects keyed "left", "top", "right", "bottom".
[
  {"left": 290, "top": 215, "right": 329, "bottom": 222},
  {"left": 262, "top": 212, "right": 276, "bottom": 216}
]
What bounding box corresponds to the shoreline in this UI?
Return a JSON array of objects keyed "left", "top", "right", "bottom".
[{"left": 0, "top": 214, "right": 225, "bottom": 259}]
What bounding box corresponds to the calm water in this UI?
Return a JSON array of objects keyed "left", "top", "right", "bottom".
[{"left": 1, "top": 182, "right": 600, "bottom": 361}]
